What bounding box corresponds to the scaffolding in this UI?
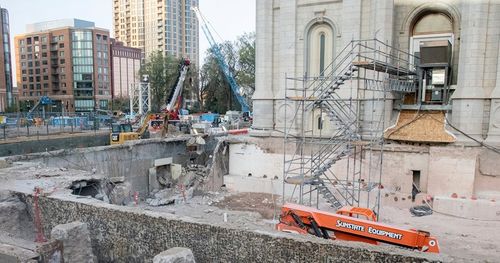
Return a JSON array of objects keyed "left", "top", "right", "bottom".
[
  {"left": 282, "top": 39, "right": 418, "bottom": 217},
  {"left": 129, "top": 81, "right": 151, "bottom": 116}
]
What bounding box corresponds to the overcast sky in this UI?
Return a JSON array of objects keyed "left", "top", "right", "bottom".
[{"left": 0, "top": 0, "right": 256, "bottom": 84}]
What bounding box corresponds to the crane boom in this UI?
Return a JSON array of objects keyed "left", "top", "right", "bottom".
[
  {"left": 277, "top": 203, "right": 440, "bottom": 253},
  {"left": 192, "top": 7, "right": 250, "bottom": 113},
  {"left": 166, "top": 60, "right": 190, "bottom": 112}
]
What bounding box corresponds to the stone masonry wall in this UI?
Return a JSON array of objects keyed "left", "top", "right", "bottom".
[{"left": 17, "top": 193, "right": 444, "bottom": 263}]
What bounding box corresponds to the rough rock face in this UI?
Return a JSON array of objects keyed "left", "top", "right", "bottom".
[
  {"left": 50, "top": 221, "right": 96, "bottom": 263},
  {"left": 108, "top": 182, "right": 132, "bottom": 205},
  {"left": 153, "top": 247, "right": 196, "bottom": 263},
  {"left": 0, "top": 191, "right": 34, "bottom": 239}
]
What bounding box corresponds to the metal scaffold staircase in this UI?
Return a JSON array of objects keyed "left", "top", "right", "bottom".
[{"left": 283, "top": 39, "right": 418, "bottom": 214}]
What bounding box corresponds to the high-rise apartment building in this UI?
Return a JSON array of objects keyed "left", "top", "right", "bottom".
[
  {"left": 110, "top": 39, "right": 142, "bottom": 98},
  {"left": 113, "top": 0, "right": 199, "bottom": 68},
  {"left": 0, "top": 6, "right": 13, "bottom": 111},
  {"left": 15, "top": 19, "right": 111, "bottom": 112}
]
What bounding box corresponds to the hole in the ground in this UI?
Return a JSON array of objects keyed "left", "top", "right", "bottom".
[{"left": 70, "top": 179, "right": 102, "bottom": 197}]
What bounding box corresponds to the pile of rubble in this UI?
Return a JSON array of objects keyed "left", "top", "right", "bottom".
[{"left": 146, "top": 164, "right": 209, "bottom": 207}]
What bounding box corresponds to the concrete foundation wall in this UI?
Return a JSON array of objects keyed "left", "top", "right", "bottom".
[
  {"left": 226, "top": 139, "right": 500, "bottom": 207},
  {"left": 5, "top": 138, "right": 189, "bottom": 195},
  {"left": 0, "top": 133, "right": 109, "bottom": 157},
  {"left": 17, "top": 193, "right": 443, "bottom": 263}
]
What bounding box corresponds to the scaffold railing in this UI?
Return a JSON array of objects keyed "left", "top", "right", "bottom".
[{"left": 282, "top": 39, "right": 419, "bottom": 217}]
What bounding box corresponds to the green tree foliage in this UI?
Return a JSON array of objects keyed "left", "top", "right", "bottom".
[
  {"left": 139, "top": 51, "right": 192, "bottom": 112},
  {"left": 111, "top": 97, "right": 128, "bottom": 112},
  {"left": 199, "top": 32, "right": 255, "bottom": 113}
]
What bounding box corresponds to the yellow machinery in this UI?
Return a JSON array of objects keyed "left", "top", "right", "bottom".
[
  {"left": 110, "top": 123, "right": 139, "bottom": 145},
  {"left": 110, "top": 113, "right": 161, "bottom": 145}
]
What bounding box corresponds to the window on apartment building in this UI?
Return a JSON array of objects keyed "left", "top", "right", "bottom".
[
  {"left": 58, "top": 35, "right": 64, "bottom": 41},
  {"left": 59, "top": 51, "right": 64, "bottom": 57},
  {"left": 34, "top": 36, "right": 39, "bottom": 45},
  {"left": 42, "top": 52, "right": 47, "bottom": 58},
  {"left": 28, "top": 61, "right": 33, "bottom": 68},
  {"left": 60, "top": 59, "right": 65, "bottom": 64},
  {"left": 19, "top": 39, "right": 25, "bottom": 46},
  {"left": 41, "top": 36, "right": 47, "bottom": 43},
  {"left": 42, "top": 60, "right": 47, "bottom": 65},
  {"left": 52, "top": 36, "right": 58, "bottom": 42},
  {"left": 43, "top": 83, "right": 48, "bottom": 88},
  {"left": 43, "top": 76, "right": 48, "bottom": 81},
  {"left": 35, "top": 69, "right": 40, "bottom": 74},
  {"left": 27, "top": 46, "right": 32, "bottom": 52},
  {"left": 59, "top": 43, "right": 64, "bottom": 48},
  {"left": 26, "top": 38, "right": 32, "bottom": 45}
]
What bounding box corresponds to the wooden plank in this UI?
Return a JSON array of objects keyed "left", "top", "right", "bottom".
[
  {"left": 384, "top": 110, "right": 456, "bottom": 143},
  {"left": 352, "top": 60, "right": 415, "bottom": 76}
]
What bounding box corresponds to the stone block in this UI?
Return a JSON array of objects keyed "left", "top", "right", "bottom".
[
  {"left": 153, "top": 247, "right": 195, "bottom": 263},
  {"left": 154, "top": 158, "right": 173, "bottom": 167},
  {"left": 109, "top": 182, "right": 132, "bottom": 205},
  {"left": 149, "top": 167, "right": 160, "bottom": 191},
  {"left": 50, "top": 221, "right": 96, "bottom": 263},
  {"left": 433, "top": 196, "right": 500, "bottom": 221},
  {"left": 171, "top": 163, "right": 182, "bottom": 180}
]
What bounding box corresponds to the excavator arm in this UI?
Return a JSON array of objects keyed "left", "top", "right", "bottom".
[{"left": 277, "top": 203, "right": 440, "bottom": 253}]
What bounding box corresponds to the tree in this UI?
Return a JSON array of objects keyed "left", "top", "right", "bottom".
[
  {"left": 111, "top": 97, "right": 128, "bottom": 112},
  {"left": 235, "top": 32, "right": 255, "bottom": 100},
  {"left": 199, "top": 31, "right": 255, "bottom": 113},
  {"left": 139, "top": 51, "right": 182, "bottom": 112}
]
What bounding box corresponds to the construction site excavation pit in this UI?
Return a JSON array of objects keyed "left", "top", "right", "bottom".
[{"left": 0, "top": 136, "right": 469, "bottom": 262}]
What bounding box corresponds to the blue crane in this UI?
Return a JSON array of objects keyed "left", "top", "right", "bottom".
[{"left": 192, "top": 7, "right": 251, "bottom": 113}]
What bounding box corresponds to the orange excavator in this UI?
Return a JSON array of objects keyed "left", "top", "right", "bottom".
[{"left": 277, "top": 203, "right": 440, "bottom": 253}]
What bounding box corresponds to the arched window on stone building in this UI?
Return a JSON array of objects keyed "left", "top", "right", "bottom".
[
  {"left": 307, "top": 23, "right": 334, "bottom": 78},
  {"left": 410, "top": 12, "right": 454, "bottom": 67}
]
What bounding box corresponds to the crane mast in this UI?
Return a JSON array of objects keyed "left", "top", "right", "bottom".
[{"left": 192, "top": 7, "right": 250, "bottom": 113}]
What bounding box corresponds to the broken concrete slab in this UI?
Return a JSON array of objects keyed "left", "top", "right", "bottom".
[
  {"left": 149, "top": 167, "right": 160, "bottom": 192},
  {"left": 0, "top": 243, "right": 39, "bottom": 263},
  {"left": 108, "top": 182, "right": 132, "bottom": 205},
  {"left": 50, "top": 221, "right": 96, "bottom": 263},
  {"left": 155, "top": 157, "right": 173, "bottom": 167},
  {"left": 171, "top": 164, "right": 182, "bottom": 180},
  {"left": 0, "top": 192, "right": 34, "bottom": 240},
  {"left": 153, "top": 247, "right": 196, "bottom": 263}
]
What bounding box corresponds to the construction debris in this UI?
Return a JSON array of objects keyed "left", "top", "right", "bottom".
[
  {"left": 153, "top": 247, "right": 196, "bottom": 263},
  {"left": 50, "top": 221, "right": 97, "bottom": 263}
]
